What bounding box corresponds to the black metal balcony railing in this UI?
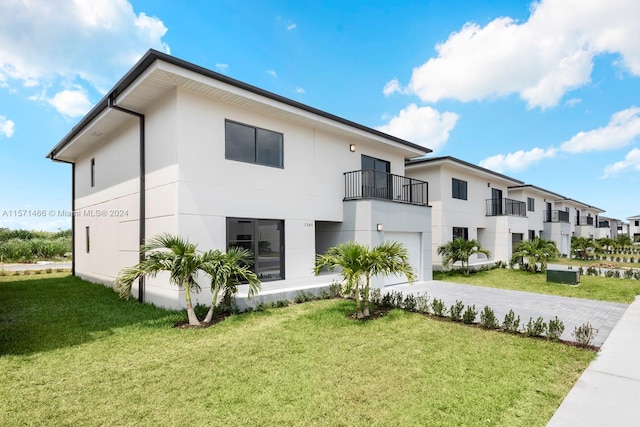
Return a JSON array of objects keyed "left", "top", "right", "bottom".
[
  {"left": 344, "top": 169, "right": 428, "bottom": 206},
  {"left": 577, "top": 216, "right": 595, "bottom": 226},
  {"left": 485, "top": 198, "right": 526, "bottom": 217},
  {"left": 544, "top": 210, "right": 570, "bottom": 223},
  {"left": 598, "top": 221, "right": 610, "bottom": 228}
]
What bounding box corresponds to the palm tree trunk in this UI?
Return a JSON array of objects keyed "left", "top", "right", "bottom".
[
  {"left": 183, "top": 281, "right": 200, "bottom": 326},
  {"left": 203, "top": 287, "right": 221, "bottom": 324},
  {"left": 363, "top": 275, "right": 371, "bottom": 318},
  {"left": 354, "top": 280, "right": 363, "bottom": 319}
]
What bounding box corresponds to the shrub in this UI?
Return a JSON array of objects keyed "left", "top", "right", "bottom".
[
  {"left": 391, "top": 291, "right": 404, "bottom": 309},
  {"left": 415, "top": 293, "right": 430, "bottom": 314},
  {"left": 547, "top": 316, "right": 565, "bottom": 340},
  {"left": 45, "top": 267, "right": 53, "bottom": 274},
  {"left": 431, "top": 298, "right": 447, "bottom": 317},
  {"left": 0, "top": 270, "right": 6, "bottom": 276},
  {"left": 502, "top": 310, "right": 520, "bottom": 333},
  {"left": 403, "top": 293, "right": 417, "bottom": 311},
  {"left": 450, "top": 300, "right": 464, "bottom": 322},
  {"left": 370, "top": 288, "right": 382, "bottom": 304},
  {"left": 462, "top": 305, "right": 477, "bottom": 324},
  {"left": 480, "top": 306, "right": 498, "bottom": 329},
  {"left": 624, "top": 269, "right": 634, "bottom": 279},
  {"left": 294, "top": 291, "right": 314, "bottom": 303},
  {"left": 329, "top": 281, "right": 342, "bottom": 298},
  {"left": 572, "top": 322, "right": 599, "bottom": 347},
  {"left": 381, "top": 291, "right": 394, "bottom": 307},
  {"left": 524, "top": 317, "right": 547, "bottom": 337}
]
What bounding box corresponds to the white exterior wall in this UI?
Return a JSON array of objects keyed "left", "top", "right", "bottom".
[{"left": 629, "top": 217, "right": 640, "bottom": 241}]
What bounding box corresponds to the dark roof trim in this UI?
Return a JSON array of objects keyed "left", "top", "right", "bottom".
[
  {"left": 406, "top": 155, "right": 524, "bottom": 184},
  {"left": 507, "top": 184, "right": 566, "bottom": 200},
  {"left": 48, "top": 49, "right": 431, "bottom": 159}
]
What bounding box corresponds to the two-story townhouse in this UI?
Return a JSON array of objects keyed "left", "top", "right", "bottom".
[
  {"left": 405, "top": 156, "right": 527, "bottom": 269},
  {"left": 47, "top": 50, "right": 432, "bottom": 309},
  {"left": 595, "top": 216, "right": 621, "bottom": 239},
  {"left": 628, "top": 215, "right": 640, "bottom": 242},
  {"left": 507, "top": 185, "right": 572, "bottom": 256},
  {"left": 554, "top": 198, "right": 605, "bottom": 239}
]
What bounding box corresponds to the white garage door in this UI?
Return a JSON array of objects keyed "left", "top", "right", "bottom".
[{"left": 383, "top": 232, "right": 422, "bottom": 286}]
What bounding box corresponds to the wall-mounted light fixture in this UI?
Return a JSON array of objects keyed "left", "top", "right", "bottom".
[
  {"left": 349, "top": 144, "right": 356, "bottom": 152},
  {"left": 376, "top": 223, "right": 383, "bottom": 232},
  {"left": 487, "top": 183, "right": 491, "bottom": 187}
]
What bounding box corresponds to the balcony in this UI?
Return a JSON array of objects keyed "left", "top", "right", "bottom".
[
  {"left": 577, "top": 216, "right": 594, "bottom": 226},
  {"left": 485, "top": 198, "right": 526, "bottom": 217},
  {"left": 344, "top": 170, "right": 428, "bottom": 206},
  {"left": 544, "top": 210, "right": 570, "bottom": 223}
]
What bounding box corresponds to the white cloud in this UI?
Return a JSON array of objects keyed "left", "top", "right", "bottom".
[
  {"left": 377, "top": 104, "right": 458, "bottom": 151},
  {"left": 0, "top": 0, "right": 169, "bottom": 95},
  {"left": 295, "top": 87, "right": 306, "bottom": 94},
  {"left": 382, "top": 78, "right": 402, "bottom": 96},
  {"left": 266, "top": 69, "right": 277, "bottom": 78},
  {"left": 603, "top": 148, "right": 640, "bottom": 177},
  {"left": 0, "top": 115, "right": 15, "bottom": 138},
  {"left": 48, "top": 90, "right": 93, "bottom": 117},
  {"left": 216, "top": 63, "right": 229, "bottom": 72},
  {"left": 560, "top": 107, "right": 640, "bottom": 153},
  {"left": 287, "top": 23, "right": 297, "bottom": 31},
  {"left": 396, "top": 0, "right": 640, "bottom": 109},
  {"left": 564, "top": 98, "right": 582, "bottom": 108},
  {"left": 479, "top": 147, "right": 557, "bottom": 173}
]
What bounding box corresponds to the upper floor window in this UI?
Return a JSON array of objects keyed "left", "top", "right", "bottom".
[
  {"left": 225, "top": 120, "right": 283, "bottom": 168},
  {"left": 90, "top": 158, "right": 95, "bottom": 187},
  {"left": 635, "top": 220, "right": 639, "bottom": 227},
  {"left": 527, "top": 197, "right": 535, "bottom": 212},
  {"left": 452, "top": 178, "right": 467, "bottom": 200}
]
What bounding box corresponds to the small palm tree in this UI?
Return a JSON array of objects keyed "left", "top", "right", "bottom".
[
  {"left": 314, "top": 241, "right": 367, "bottom": 318},
  {"left": 314, "top": 240, "right": 415, "bottom": 318},
  {"left": 510, "top": 237, "right": 559, "bottom": 272},
  {"left": 201, "top": 247, "right": 261, "bottom": 323},
  {"left": 437, "top": 238, "right": 490, "bottom": 275},
  {"left": 115, "top": 233, "right": 205, "bottom": 325}
]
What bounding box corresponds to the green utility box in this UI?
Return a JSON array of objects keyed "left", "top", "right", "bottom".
[{"left": 547, "top": 269, "right": 580, "bottom": 285}]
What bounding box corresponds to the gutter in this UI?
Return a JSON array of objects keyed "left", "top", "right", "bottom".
[{"left": 107, "top": 95, "right": 146, "bottom": 303}]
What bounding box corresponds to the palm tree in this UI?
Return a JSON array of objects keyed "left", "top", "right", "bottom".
[
  {"left": 437, "top": 238, "right": 490, "bottom": 275},
  {"left": 510, "top": 237, "right": 559, "bottom": 272},
  {"left": 314, "top": 241, "right": 367, "bottom": 318},
  {"left": 201, "top": 247, "right": 261, "bottom": 324},
  {"left": 313, "top": 240, "right": 416, "bottom": 319},
  {"left": 361, "top": 241, "right": 415, "bottom": 317},
  {"left": 571, "top": 236, "right": 596, "bottom": 260},
  {"left": 115, "top": 233, "right": 205, "bottom": 325}
]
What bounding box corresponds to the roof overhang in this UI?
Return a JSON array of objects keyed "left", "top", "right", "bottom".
[
  {"left": 406, "top": 156, "right": 524, "bottom": 186},
  {"left": 48, "top": 50, "right": 431, "bottom": 163}
]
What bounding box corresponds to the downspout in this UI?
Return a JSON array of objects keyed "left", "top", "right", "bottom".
[{"left": 108, "top": 95, "right": 146, "bottom": 303}]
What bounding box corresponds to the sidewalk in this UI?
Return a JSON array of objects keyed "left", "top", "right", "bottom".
[{"left": 547, "top": 296, "right": 640, "bottom": 427}]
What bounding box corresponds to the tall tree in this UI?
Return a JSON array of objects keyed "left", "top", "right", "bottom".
[
  {"left": 511, "top": 237, "right": 559, "bottom": 272},
  {"left": 437, "top": 238, "right": 490, "bottom": 276}
]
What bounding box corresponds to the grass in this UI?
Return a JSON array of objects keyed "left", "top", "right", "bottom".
[
  {"left": 434, "top": 268, "right": 640, "bottom": 303},
  {"left": 555, "top": 257, "right": 640, "bottom": 270},
  {"left": 0, "top": 275, "right": 595, "bottom": 426}
]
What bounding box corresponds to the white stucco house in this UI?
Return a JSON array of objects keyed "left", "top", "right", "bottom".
[
  {"left": 628, "top": 215, "right": 640, "bottom": 242},
  {"left": 405, "top": 156, "right": 608, "bottom": 268},
  {"left": 47, "top": 50, "right": 433, "bottom": 309}
]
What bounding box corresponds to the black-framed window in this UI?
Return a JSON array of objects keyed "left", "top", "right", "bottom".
[
  {"left": 90, "top": 158, "right": 95, "bottom": 187},
  {"left": 225, "top": 120, "right": 283, "bottom": 168},
  {"left": 85, "top": 226, "right": 90, "bottom": 253},
  {"left": 527, "top": 197, "right": 535, "bottom": 212},
  {"left": 453, "top": 227, "right": 469, "bottom": 241},
  {"left": 528, "top": 230, "right": 536, "bottom": 240},
  {"left": 635, "top": 220, "right": 639, "bottom": 227},
  {"left": 452, "top": 178, "right": 467, "bottom": 200},
  {"left": 361, "top": 155, "right": 391, "bottom": 199},
  {"left": 227, "top": 218, "right": 284, "bottom": 281}
]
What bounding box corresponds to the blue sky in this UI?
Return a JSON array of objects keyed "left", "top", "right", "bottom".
[{"left": 1, "top": 0, "right": 639, "bottom": 231}]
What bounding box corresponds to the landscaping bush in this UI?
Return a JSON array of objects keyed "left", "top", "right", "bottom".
[
  {"left": 415, "top": 293, "right": 430, "bottom": 314},
  {"left": 547, "top": 316, "right": 565, "bottom": 341},
  {"left": 572, "top": 322, "right": 599, "bottom": 347},
  {"left": 524, "top": 317, "right": 547, "bottom": 337},
  {"left": 502, "top": 310, "right": 520, "bottom": 333},
  {"left": 431, "top": 298, "right": 447, "bottom": 317},
  {"left": 462, "top": 305, "right": 477, "bottom": 324},
  {"left": 450, "top": 300, "right": 464, "bottom": 322},
  {"left": 480, "top": 306, "right": 498, "bottom": 329}
]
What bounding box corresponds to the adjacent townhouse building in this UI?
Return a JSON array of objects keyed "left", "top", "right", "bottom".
[
  {"left": 629, "top": 215, "right": 640, "bottom": 242},
  {"left": 405, "top": 156, "right": 608, "bottom": 269},
  {"left": 47, "top": 50, "right": 433, "bottom": 309}
]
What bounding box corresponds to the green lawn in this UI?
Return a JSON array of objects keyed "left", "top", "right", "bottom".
[
  {"left": 434, "top": 268, "right": 640, "bottom": 303},
  {"left": 1, "top": 275, "right": 594, "bottom": 426}
]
